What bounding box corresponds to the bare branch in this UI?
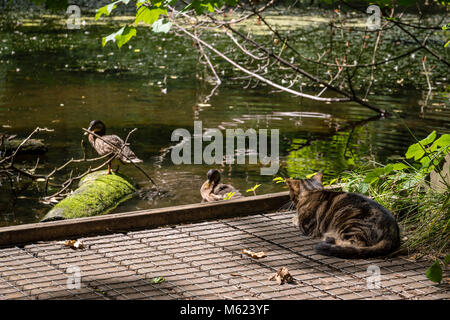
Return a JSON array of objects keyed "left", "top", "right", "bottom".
[
  {"left": 171, "top": 19, "right": 352, "bottom": 103},
  {"left": 194, "top": 28, "right": 222, "bottom": 85},
  {"left": 225, "top": 29, "right": 269, "bottom": 61},
  {"left": 214, "top": 22, "right": 387, "bottom": 114}
]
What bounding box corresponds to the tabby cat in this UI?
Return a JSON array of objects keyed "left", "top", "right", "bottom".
[{"left": 286, "top": 173, "right": 400, "bottom": 259}]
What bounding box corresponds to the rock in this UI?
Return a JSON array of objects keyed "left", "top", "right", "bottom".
[{"left": 430, "top": 153, "right": 450, "bottom": 192}]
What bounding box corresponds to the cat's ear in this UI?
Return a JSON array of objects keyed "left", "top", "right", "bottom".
[
  {"left": 313, "top": 172, "right": 323, "bottom": 183},
  {"left": 285, "top": 178, "right": 293, "bottom": 187},
  {"left": 285, "top": 178, "right": 296, "bottom": 188}
]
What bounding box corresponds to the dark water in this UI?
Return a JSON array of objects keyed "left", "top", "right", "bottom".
[{"left": 0, "top": 13, "right": 449, "bottom": 226}]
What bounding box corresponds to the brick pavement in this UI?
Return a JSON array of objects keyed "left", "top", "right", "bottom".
[{"left": 0, "top": 211, "right": 448, "bottom": 300}]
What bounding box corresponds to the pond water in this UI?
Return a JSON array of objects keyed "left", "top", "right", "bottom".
[{"left": 0, "top": 12, "right": 449, "bottom": 226}]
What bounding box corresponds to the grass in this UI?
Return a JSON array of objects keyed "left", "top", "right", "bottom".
[{"left": 339, "top": 169, "right": 449, "bottom": 258}]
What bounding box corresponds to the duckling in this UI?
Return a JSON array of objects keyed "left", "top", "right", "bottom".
[
  {"left": 200, "top": 169, "right": 242, "bottom": 202},
  {"left": 84, "top": 120, "right": 143, "bottom": 174}
]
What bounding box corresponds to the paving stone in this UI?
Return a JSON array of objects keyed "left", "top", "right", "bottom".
[{"left": 1, "top": 212, "right": 449, "bottom": 300}]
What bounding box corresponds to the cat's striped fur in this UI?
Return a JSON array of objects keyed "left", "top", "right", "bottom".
[{"left": 287, "top": 173, "right": 400, "bottom": 259}]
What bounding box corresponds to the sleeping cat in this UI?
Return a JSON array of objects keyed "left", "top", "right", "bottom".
[{"left": 286, "top": 173, "right": 400, "bottom": 259}]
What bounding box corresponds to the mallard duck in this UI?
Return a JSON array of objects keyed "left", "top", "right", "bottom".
[
  {"left": 200, "top": 169, "right": 242, "bottom": 202},
  {"left": 84, "top": 120, "right": 143, "bottom": 174}
]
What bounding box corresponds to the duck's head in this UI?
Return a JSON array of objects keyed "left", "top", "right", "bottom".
[
  {"left": 84, "top": 120, "right": 106, "bottom": 136},
  {"left": 205, "top": 169, "right": 221, "bottom": 188}
]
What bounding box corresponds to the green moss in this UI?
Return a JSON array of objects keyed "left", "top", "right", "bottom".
[{"left": 41, "top": 170, "right": 136, "bottom": 221}]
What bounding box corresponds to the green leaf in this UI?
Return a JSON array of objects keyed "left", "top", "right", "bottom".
[
  {"left": 95, "top": 0, "right": 130, "bottom": 20},
  {"left": 384, "top": 164, "right": 394, "bottom": 175},
  {"left": 149, "top": 276, "right": 165, "bottom": 284},
  {"left": 306, "top": 172, "right": 316, "bottom": 179},
  {"left": 445, "top": 254, "right": 450, "bottom": 267},
  {"left": 419, "top": 131, "right": 437, "bottom": 146},
  {"left": 359, "top": 182, "right": 369, "bottom": 194},
  {"left": 115, "top": 26, "right": 137, "bottom": 48},
  {"left": 96, "top": 4, "right": 115, "bottom": 20},
  {"left": 433, "top": 134, "right": 450, "bottom": 148},
  {"left": 152, "top": 18, "right": 172, "bottom": 33},
  {"left": 406, "top": 131, "right": 438, "bottom": 160},
  {"left": 392, "top": 163, "right": 409, "bottom": 171},
  {"left": 246, "top": 184, "right": 261, "bottom": 193},
  {"left": 102, "top": 26, "right": 136, "bottom": 48},
  {"left": 429, "top": 134, "right": 450, "bottom": 156},
  {"left": 426, "top": 260, "right": 443, "bottom": 284},
  {"left": 347, "top": 157, "right": 355, "bottom": 166},
  {"left": 363, "top": 167, "right": 385, "bottom": 184},
  {"left": 135, "top": 5, "right": 167, "bottom": 25},
  {"left": 205, "top": 2, "right": 214, "bottom": 12},
  {"left": 273, "top": 177, "right": 286, "bottom": 184},
  {"left": 182, "top": 0, "right": 232, "bottom": 15},
  {"left": 405, "top": 143, "right": 425, "bottom": 160},
  {"left": 102, "top": 26, "right": 124, "bottom": 47},
  {"left": 224, "top": 191, "right": 235, "bottom": 200},
  {"left": 327, "top": 178, "right": 338, "bottom": 185}
]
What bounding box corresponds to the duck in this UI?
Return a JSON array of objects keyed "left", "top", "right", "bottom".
[
  {"left": 200, "top": 169, "right": 242, "bottom": 202},
  {"left": 84, "top": 120, "right": 143, "bottom": 174}
]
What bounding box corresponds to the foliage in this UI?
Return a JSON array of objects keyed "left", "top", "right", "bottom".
[
  {"left": 331, "top": 130, "right": 449, "bottom": 282},
  {"left": 286, "top": 128, "right": 370, "bottom": 181},
  {"left": 425, "top": 258, "right": 447, "bottom": 284},
  {"left": 224, "top": 191, "right": 236, "bottom": 200},
  {"left": 182, "top": 0, "right": 239, "bottom": 14},
  {"left": 338, "top": 131, "right": 450, "bottom": 258},
  {"left": 149, "top": 276, "right": 165, "bottom": 284},
  {"left": 95, "top": 0, "right": 238, "bottom": 48},
  {"left": 273, "top": 177, "right": 286, "bottom": 184},
  {"left": 246, "top": 184, "right": 261, "bottom": 195},
  {"left": 83, "top": 0, "right": 450, "bottom": 95}
]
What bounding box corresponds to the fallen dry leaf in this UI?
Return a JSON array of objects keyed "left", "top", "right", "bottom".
[
  {"left": 268, "top": 267, "right": 295, "bottom": 285},
  {"left": 61, "top": 239, "right": 84, "bottom": 249},
  {"left": 242, "top": 249, "right": 266, "bottom": 259}
]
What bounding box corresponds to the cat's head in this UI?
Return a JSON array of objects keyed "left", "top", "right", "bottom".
[{"left": 286, "top": 172, "right": 324, "bottom": 203}]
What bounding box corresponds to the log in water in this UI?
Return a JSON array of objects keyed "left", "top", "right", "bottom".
[
  {"left": 2, "top": 138, "right": 48, "bottom": 155},
  {"left": 41, "top": 170, "right": 136, "bottom": 222}
]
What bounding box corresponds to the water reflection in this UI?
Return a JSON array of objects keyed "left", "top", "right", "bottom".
[{"left": 0, "top": 16, "right": 449, "bottom": 226}]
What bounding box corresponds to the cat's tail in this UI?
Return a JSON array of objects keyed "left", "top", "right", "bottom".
[{"left": 314, "top": 239, "right": 397, "bottom": 259}]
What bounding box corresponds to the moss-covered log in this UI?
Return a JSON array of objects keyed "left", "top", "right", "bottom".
[
  {"left": 2, "top": 138, "right": 48, "bottom": 155},
  {"left": 41, "top": 170, "right": 136, "bottom": 222}
]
